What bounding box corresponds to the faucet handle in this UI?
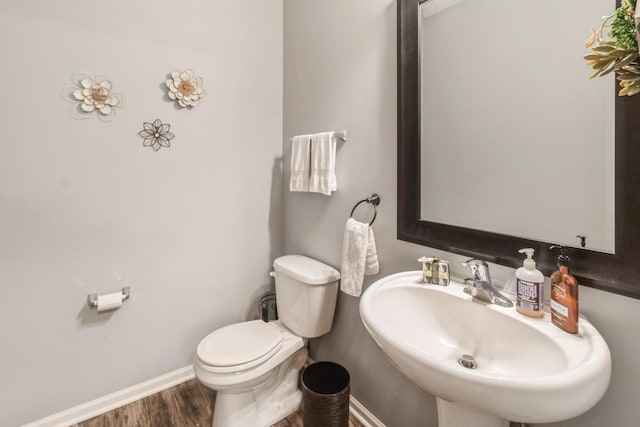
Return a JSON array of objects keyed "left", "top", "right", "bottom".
[
  {"left": 462, "top": 259, "right": 491, "bottom": 282},
  {"left": 463, "top": 259, "right": 488, "bottom": 267}
]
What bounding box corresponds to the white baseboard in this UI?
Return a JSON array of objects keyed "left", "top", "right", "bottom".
[
  {"left": 350, "top": 395, "right": 386, "bottom": 427},
  {"left": 22, "top": 366, "right": 195, "bottom": 427}
]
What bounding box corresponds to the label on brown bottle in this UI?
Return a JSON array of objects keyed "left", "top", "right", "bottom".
[
  {"left": 551, "top": 283, "right": 577, "bottom": 333},
  {"left": 550, "top": 297, "right": 569, "bottom": 317}
]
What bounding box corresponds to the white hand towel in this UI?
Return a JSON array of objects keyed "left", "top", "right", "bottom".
[
  {"left": 309, "top": 132, "right": 337, "bottom": 195},
  {"left": 364, "top": 225, "right": 379, "bottom": 276},
  {"left": 340, "top": 218, "right": 380, "bottom": 297},
  {"left": 290, "top": 134, "right": 311, "bottom": 192}
]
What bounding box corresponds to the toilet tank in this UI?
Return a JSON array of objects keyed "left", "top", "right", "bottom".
[{"left": 272, "top": 255, "right": 340, "bottom": 338}]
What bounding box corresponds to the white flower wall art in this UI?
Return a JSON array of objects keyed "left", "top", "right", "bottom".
[
  {"left": 165, "top": 69, "right": 206, "bottom": 108},
  {"left": 63, "top": 73, "right": 122, "bottom": 121}
]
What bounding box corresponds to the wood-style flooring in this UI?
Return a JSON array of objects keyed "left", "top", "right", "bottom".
[{"left": 71, "top": 379, "right": 364, "bottom": 427}]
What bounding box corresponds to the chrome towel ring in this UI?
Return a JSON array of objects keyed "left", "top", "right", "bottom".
[{"left": 350, "top": 194, "right": 381, "bottom": 225}]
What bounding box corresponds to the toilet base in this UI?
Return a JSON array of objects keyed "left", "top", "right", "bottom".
[
  {"left": 213, "top": 387, "right": 301, "bottom": 427},
  {"left": 211, "top": 347, "right": 308, "bottom": 427}
]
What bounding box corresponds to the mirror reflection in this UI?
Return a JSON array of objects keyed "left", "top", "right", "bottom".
[{"left": 419, "top": 0, "right": 615, "bottom": 253}]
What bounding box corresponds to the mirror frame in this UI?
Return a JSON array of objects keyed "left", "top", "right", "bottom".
[{"left": 397, "top": 0, "right": 640, "bottom": 299}]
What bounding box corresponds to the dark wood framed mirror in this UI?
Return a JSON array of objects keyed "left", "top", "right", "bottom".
[{"left": 397, "top": 0, "right": 640, "bottom": 299}]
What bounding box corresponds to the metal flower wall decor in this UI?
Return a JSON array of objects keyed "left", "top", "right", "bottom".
[
  {"left": 63, "top": 73, "right": 122, "bottom": 121},
  {"left": 138, "top": 119, "right": 175, "bottom": 151},
  {"left": 585, "top": 0, "right": 640, "bottom": 96},
  {"left": 165, "top": 69, "right": 206, "bottom": 108}
]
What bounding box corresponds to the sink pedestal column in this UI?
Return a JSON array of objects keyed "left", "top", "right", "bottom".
[{"left": 437, "top": 398, "right": 509, "bottom": 427}]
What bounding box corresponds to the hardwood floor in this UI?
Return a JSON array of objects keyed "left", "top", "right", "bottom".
[{"left": 72, "top": 379, "right": 364, "bottom": 427}]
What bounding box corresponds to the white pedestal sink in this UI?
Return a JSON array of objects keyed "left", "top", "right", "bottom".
[
  {"left": 359, "top": 271, "right": 611, "bottom": 426},
  {"left": 437, "top": 399, "right": 508, "bottom": 427}
]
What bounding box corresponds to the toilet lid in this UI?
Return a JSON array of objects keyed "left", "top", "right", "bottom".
[{"left": 196, "top": 320, "right": 283, "bottom": 369}]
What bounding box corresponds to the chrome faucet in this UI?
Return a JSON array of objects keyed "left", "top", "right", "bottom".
[{"left": 462, "top": 259, "right": 513, "bottom": 307}]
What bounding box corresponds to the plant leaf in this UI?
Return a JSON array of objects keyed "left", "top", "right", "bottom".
[
  {"left": 616, "top": 54, "right": 639, "bottom": 68},
  {"left": 592, "top": 44, "right": 616, "bottom": 52},
  {"left": 608, "top": 49, "right": 631, "bottom": 58}
]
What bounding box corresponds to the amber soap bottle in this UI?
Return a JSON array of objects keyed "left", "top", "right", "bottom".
[{"left": 549, "top": 245, "right": 579, "bottom": 334}]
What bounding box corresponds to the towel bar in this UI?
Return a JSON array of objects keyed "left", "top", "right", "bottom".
[
  {"left": 289, "top": 130, "right": 347, "bottom": 143},
  {"left": 350, "top": 194, "right": 380, "bottom": 225}
]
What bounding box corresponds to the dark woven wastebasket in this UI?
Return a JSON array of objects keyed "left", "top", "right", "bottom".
[{"left": 301, "top": 361, "right": 350, "bottom": 427}]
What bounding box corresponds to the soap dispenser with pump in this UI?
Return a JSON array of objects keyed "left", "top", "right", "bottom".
[
  {"left": 550, "top": 245, "right": 579, "bottom": 334},
  {"left": 515, "top": 248, "right": 545, "bottom": 318}
]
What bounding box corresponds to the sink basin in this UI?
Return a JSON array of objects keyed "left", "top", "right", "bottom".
[{"left": 360, "top": 271, "right": 611, "bottom": 426}]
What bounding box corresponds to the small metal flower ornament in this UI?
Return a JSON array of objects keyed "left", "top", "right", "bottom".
[
  {"left": 165, "top": 69, "right": 206, "bottom": 108},
  {"left": 63, "top": 73, "right": 122, "bottom": 121},
  {"left": 138, "top": 119, "right": 175, "bottom": 151}
]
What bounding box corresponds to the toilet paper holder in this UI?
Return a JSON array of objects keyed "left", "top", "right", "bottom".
[{"left": 87, "top": 287, "right": 130, "bottom": 309}]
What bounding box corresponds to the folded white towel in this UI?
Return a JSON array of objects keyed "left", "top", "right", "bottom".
[
  {"left": 340, "top": 218, "right": 380, "bottom": 297},
  {"left": 290, "top": 134, "right": 311, "bottom": 192},
  {"left": 309, "top": 132, "right": 337, "bottom": 196},
  {"left": 364, "top": 226, "right": 379, "bottom": 276}
]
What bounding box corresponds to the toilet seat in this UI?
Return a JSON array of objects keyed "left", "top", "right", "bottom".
[{"left": 196, "top": 320, "right": 284, "bottom": 374}]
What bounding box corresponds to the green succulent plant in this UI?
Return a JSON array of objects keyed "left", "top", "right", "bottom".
[{"left": 585, "top": 0, "right": 640, "bottom": 96}]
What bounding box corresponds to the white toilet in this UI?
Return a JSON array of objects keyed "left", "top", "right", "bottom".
[{"left": 193, "top": 255, "right": 341, "bottom": 427}]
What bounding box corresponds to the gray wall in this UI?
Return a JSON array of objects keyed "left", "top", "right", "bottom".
[
  {"left": 0, "top": 1, "right": 282, "bottom": 426},
  {"left": 283, "top": 1, "right": 640, "bottom": 426}
]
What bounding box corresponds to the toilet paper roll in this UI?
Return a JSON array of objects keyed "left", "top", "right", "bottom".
[{"left": 96, "top": 292, "right": 124, "bottom": 313}]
